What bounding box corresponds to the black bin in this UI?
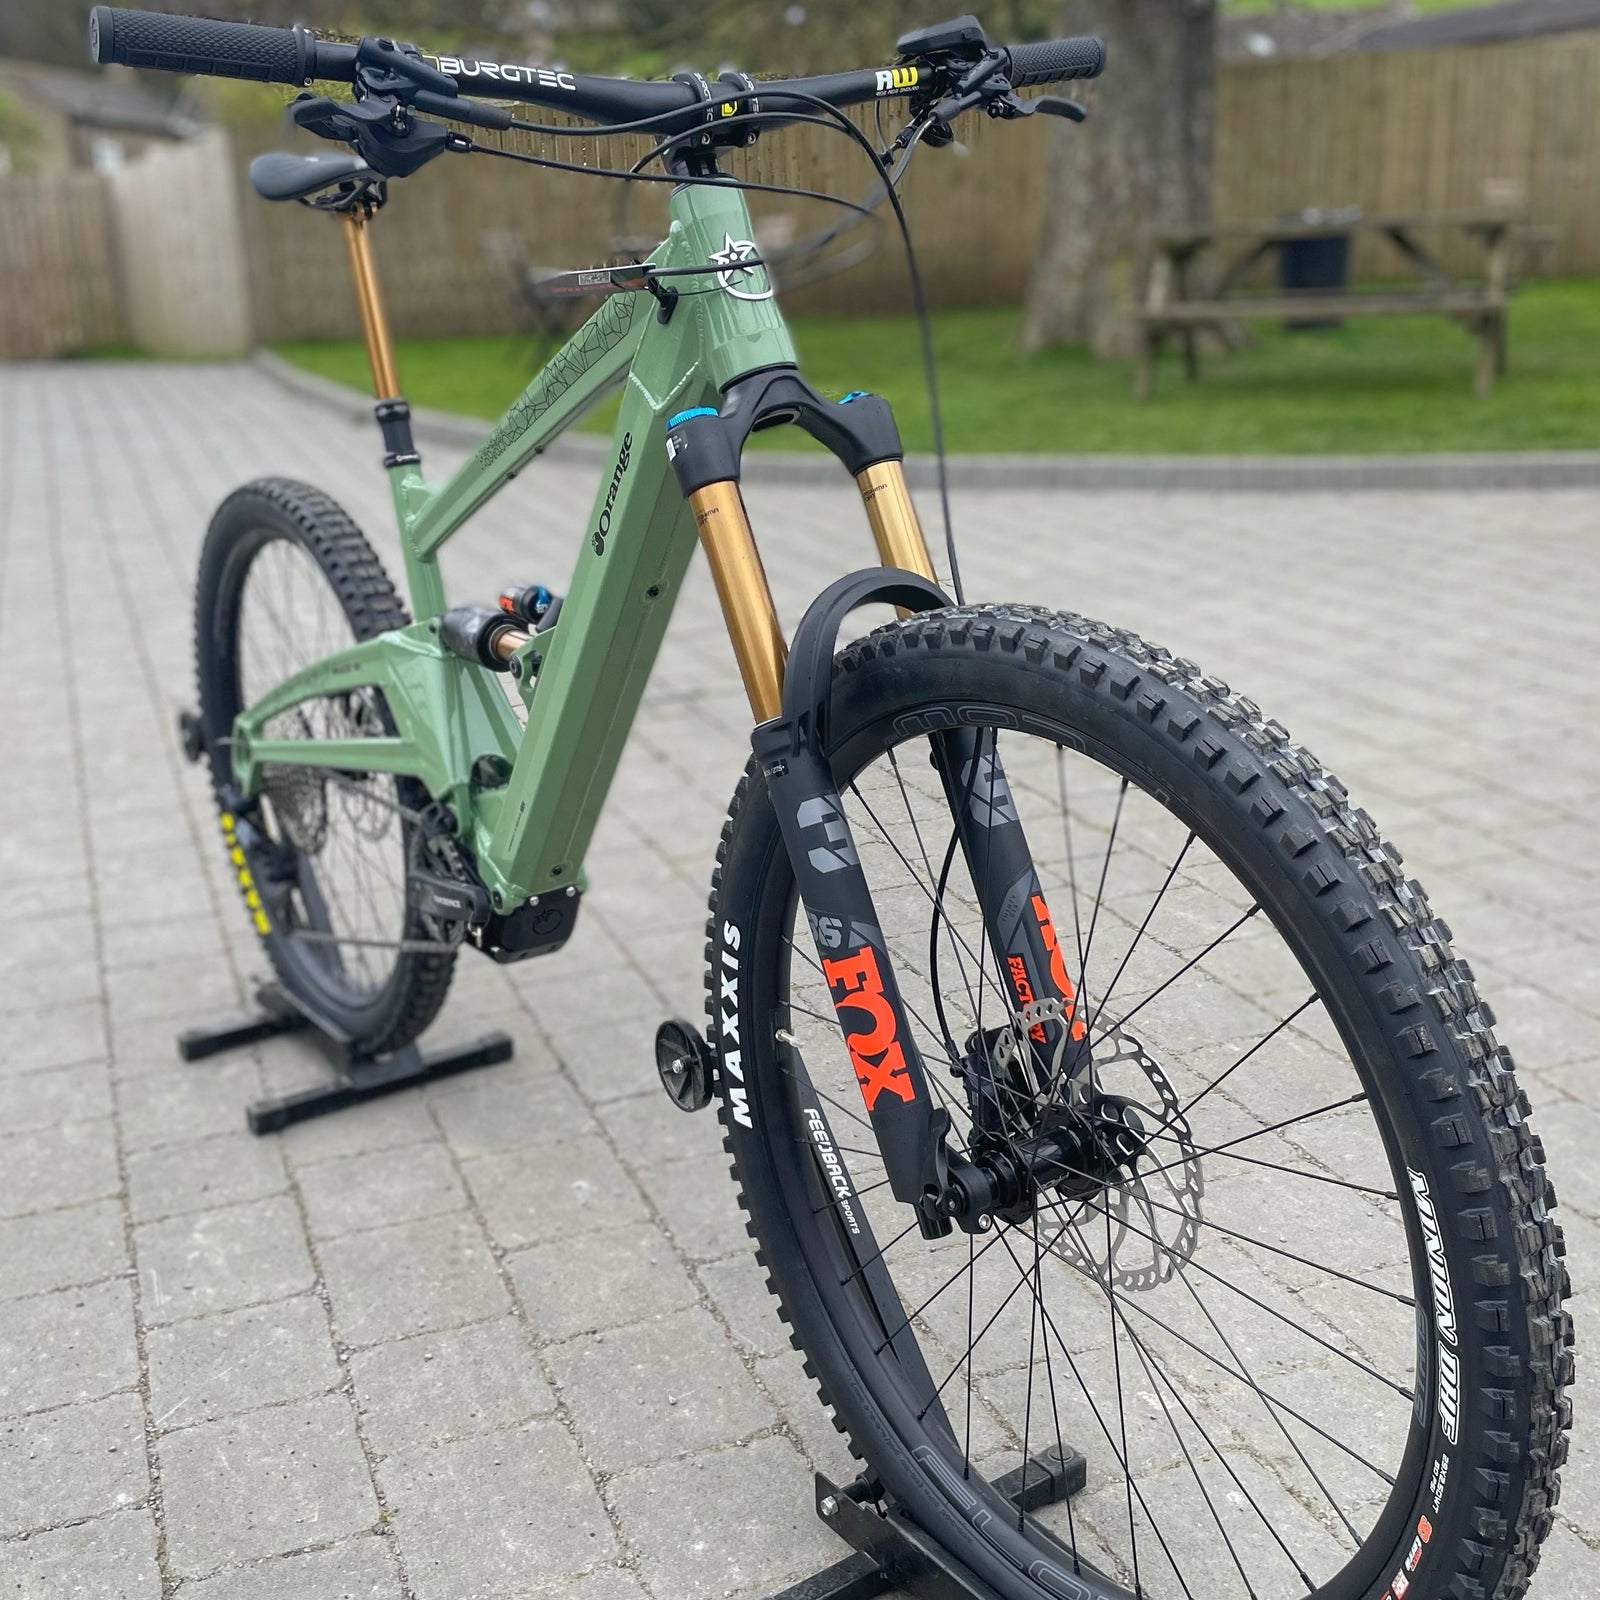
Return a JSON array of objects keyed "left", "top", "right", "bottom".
[
  {"left": 1267, "top": 208, "right": 1356, "bottom": 329},
  {"left": 1279, "top": 224, "right": 1352, "bottom": 330}
]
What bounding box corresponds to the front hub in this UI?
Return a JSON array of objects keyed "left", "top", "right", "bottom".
[{"left": 938, "top": 1094, "right": 1152, "bottom": 1233}]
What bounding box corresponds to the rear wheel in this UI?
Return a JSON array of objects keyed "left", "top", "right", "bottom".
[
  {"left": 709, "top": 605, "right": 1570, "bottom": 1600},
  {"left": 194, "top": 478, "right": 455, "bottom": 1055}
]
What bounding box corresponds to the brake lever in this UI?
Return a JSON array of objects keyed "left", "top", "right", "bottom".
[
  {"left": 411, "top": 88, "right": 512, "bottom": 131},
  {"left": 356, "top": 36, "right": 458, "bottom": 98},
  {"left": 1016, "top": 95, "right": 1087, "bottom": 122},
  {"left": 931, "top": 88, "right": 986, "bottom": 126}
]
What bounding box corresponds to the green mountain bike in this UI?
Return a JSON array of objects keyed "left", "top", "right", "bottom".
[{"left": 91, "top": 8, "right": 1571, "bottom": 1600}]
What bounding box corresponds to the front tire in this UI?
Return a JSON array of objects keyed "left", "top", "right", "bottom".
[{"left": 708, "top": 605, "right": 1570, "bottom": 1600}]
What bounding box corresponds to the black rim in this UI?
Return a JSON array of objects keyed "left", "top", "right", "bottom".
[{"left": 750, "top": 706, "right": 1438, "bottom": 1600}]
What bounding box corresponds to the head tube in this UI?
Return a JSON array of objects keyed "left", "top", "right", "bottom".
[{"left": 666, "top": 179, "right": 797, "bottom": 389}]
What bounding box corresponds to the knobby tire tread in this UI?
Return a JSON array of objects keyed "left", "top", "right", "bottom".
[{"left": 705, "top": 602, "right": 1572, "bottom": 1600}]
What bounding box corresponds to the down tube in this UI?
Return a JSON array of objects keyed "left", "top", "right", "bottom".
[{"left": 478, "top": 355, "right": 712, "bottom": 909}]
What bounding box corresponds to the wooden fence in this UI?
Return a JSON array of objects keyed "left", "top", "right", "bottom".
[
  {"left": 108, "top": 129, "right": 253, "bottom": 355},
  {"left": 4, "top": 27, "right": 1600, "bottom": 358},
  {"left": 0, "top": 171, "right": 122, "bottom": 360},
  {"left": 231, "top": 26, "right": 1600, "bottom": 343},
  {"left": 230, "top": 104, "right": 1053, "bottom": 343},
  {"left": 1215, "top": 31, "right": 1600, "bottom": 281}
]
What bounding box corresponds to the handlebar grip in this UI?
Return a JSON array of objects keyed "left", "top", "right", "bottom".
[
  {"left": 1005, "top": 35, "right": 1107, "bottom": 89},
  {"left": 88, "top": 6, "right": 313, "bottom": 85}
]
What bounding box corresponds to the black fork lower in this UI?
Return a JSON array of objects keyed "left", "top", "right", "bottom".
[{"left": 754, "top": 576, "right": 1087, "bottom": 1236}]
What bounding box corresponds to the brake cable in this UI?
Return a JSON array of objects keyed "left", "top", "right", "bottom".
[{"left": 454, "top": 88, "right": 966, "bottom": 601}]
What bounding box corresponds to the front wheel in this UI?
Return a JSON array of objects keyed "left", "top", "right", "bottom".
[{"left": 708, "top": 605, "right": 1570, "bottom": 1600}]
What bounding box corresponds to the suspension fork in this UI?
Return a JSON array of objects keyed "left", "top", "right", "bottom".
[
  {"left": 856, "top": 465, "right": 1089, "bottom": 1094},
  {"left": 666, "top": 397, "right": 1079, "bottom": 1229}
]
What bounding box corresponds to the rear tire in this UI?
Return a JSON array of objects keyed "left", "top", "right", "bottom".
[
  {"left": 194, "top": 478, "right": 455, "bottom": 1056},
  {"left": 708, "top": 604, "right": 1571, "bottom": 1600}
]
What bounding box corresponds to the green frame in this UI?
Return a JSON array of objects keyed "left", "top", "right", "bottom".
[{"left": 231, "top": 179, "right": 801, "bottom": 913}]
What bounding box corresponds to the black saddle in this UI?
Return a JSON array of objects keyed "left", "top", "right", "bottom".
[{"left": 249, "top": 150, "right": 373, "bottom": 203}]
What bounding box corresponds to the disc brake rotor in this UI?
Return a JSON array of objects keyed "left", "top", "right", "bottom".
[
  {"left": 261, "top": 708, "right": 328, "bottom": 854},
  {"left": 1055, "top": 1024, "right": 1204, "bottom": 1290}
]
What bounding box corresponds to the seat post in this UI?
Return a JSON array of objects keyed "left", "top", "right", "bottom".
[{"left": 339, "top": 208, "right": 400, "bottom": 400}]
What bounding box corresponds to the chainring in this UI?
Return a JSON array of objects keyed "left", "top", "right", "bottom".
[{"left": 410, "top": 821, "right": 472, "bottom": 951}]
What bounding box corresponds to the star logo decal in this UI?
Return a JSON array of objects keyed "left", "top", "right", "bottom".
[{"left": 708, "top": 232, "right": 773, "bottom": 302}]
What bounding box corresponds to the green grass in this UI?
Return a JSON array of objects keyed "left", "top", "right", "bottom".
[{"left": 273, "top": 278, "right": 1600, "bottom": 455}]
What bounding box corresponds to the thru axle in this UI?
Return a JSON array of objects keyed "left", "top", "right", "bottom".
[{"left": 933, "top": 1097, "right": 1150, "bottom": 1234}]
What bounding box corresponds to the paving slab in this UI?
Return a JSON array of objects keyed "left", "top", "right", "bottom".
[
  {"left": 462, "top": 1133, "right": 649, "bottom": 1250},
  {"left": 135, "top": 1196, "right": 315, "bottom": 1327},
  {"left": 0, "top": 1278, "right": 138, "bottom": 1416},
  {"left": 0, "top": 1507, "right": 161, "bottom": 1600},
  {"left": 0, "top": 360, "right": 1595, "bottom": 1598},
  {"left": 0, "top": 1391, "right": 149, "bottom": 1537},
  {"left": 126, "top": 1134, "right": 288, "bottom": 1224},
  {"left": 606, "top": 1433, "right": 842, "bottom": 1600},
  {"left": 349, "top": 1317, "right": 556, "bottom": 1459},
  {"left": 546, "top": 1304, "right": 776, "bottom": 1472},
  {"left": 377, "top": 1418, "right": 614, "bottom": 1600},
  {"left": 294, "top": 1140, "right": 467, "bottom": 1242},
  {"left": 0, "top": 1118, "right": 120, "bottom": 1219},
  {"left": 145, "top": 1294, "right": 340, "bottom": 1432},
  {"left": 0, "top": 1201, "right": 129, "bottom": 1304},
  {"left": 317, "top": 1212, "right": 509, "bottom": 1347},
  {"left": 172, "top": 1535, "right": 399, "bottom": 1600},
  {"left": 157, "top": 1394, "right": 378, "bottom": 1578},
  {"left": 507, "top": 1222, "right": 698, "bottom": 1342}
]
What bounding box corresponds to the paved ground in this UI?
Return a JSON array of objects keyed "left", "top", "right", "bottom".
[{"left": 0, "top": 359, "right": 1596, "bottom": 1600}]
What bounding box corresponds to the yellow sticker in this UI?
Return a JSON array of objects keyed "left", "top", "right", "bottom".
[{"left": 220, "top": 811, "right": 271, "bottom": 935}]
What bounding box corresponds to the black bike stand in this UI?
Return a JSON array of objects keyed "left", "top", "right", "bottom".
[
  {"left": 177, "top": 980, "right": 514, "bottom": 1135},
  {"left": 770, "top": 1445, "right": 1088, "bottom": 1600}
]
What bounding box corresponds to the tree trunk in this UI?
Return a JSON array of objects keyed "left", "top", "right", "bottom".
[{"left": 1020, "top": 0, "right": 1216, "bottom": 357}]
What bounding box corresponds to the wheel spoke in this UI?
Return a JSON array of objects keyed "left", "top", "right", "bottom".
[
  {"left": 1073, "top": 775, "right": 1130, "bottom": 1019},
  {"left": 1062, "top": 1214, "right": 1283, "bottom": 1596},
  {"left": 1130, "top": 1092, "right": 1373, "bottom": 1189},
  {"left": 1090, "top": 902, "right": 1265, "bottom": 1042},
  {"left": 1052, "top": 1192, "right": 1411, "bottom": 1400},
  {"left": 758, "top": 713, "right": 1433, "bottom": 1600},
  {"left": 992, "top": 1224, "right": 1195, "bottom": 1600},
  {"left": 1093, "top": 830, "right": 1197, "bottom": 1021},
  {"left": 1173, "top": 1252, "right": 1364, "bottom": 1546},
  {"left": 1175, "top": 994, "right": 1323, "bottom": 1122}
]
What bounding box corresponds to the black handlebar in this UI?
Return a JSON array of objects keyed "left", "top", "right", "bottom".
[{"left": 90, "top": 6, "right": 1103, "bottom": 132}]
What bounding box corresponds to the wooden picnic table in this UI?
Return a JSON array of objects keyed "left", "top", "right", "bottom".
[{"left": 1134, "top": 210, "right": 1551, "bottom": 401}]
